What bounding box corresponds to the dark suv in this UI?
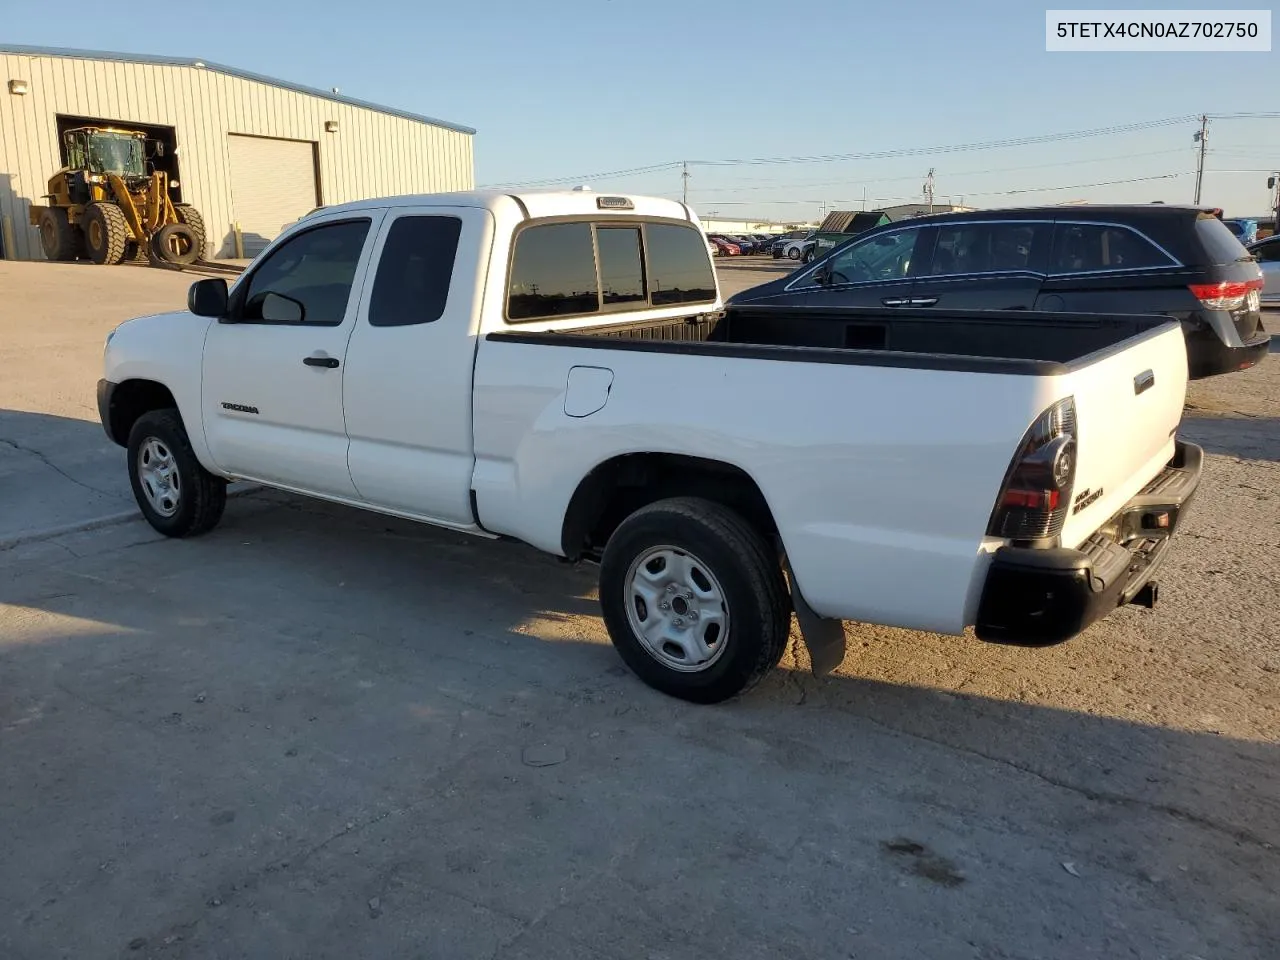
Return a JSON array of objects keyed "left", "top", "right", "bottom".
[{"left": 729, "top": 205, "right": 1269, "bottom": 378}]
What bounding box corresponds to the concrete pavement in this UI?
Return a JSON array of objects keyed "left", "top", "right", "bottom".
[{"left": 0, "top": 259, "right": 1277, "bottom": 959}]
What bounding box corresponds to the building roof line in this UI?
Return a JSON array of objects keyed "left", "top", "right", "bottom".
[{"left": 0, "top": 43, "right": 476, "bottom": 135}]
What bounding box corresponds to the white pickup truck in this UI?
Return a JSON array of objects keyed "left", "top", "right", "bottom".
[{"left": 98, "top": 189, "right": 1203, "bottom": 703}]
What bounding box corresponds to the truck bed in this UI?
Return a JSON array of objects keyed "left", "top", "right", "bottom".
[{"left": 489, "top": 306, "right": 1178, "bottom": 376}]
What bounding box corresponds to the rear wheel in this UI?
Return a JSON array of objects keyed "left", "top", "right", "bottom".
[
  {"left": 599, "top": 497, "right": 790, "bottom": 703},
  {"left": 802, "top": 247, "right": 816, "bottom": 264},
  {"left": 173, "top": 205, "right": 207, "bottom": 260},
  {"left": 38, "top": 207, "right": 80, "bottom": 261},
  {"left": 84, "top": 202, "right": 129, "bottom": 265},
  {"left": 127, "top": 409, "right": 227, "bottom": 537}
]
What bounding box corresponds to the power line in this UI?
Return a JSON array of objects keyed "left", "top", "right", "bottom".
[
  {"left": 480, "top": 115, "right": 1200, "bottom": 188},
  {"left": 688, "top": 148, "right": 1193, "bottom": 194},
  {"left": 690, "top": 172, "right": 1190, "bottom": 207}
]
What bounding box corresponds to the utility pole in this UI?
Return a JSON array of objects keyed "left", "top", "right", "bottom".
[
  {"left": 1270, "top": 173, "right": 1280, "bottom": 232},
  {"left": 861, "top": 186, "right": 867, "bottom": 211},
  {"left": 681, "top": 161, "right": 689, "bottom": 205},
  {"left": 1193, "top": 115, "right": 1209, "bottom": 205},
  {"left": 923, "top": 168, "right": 935, "bottom": 214}
]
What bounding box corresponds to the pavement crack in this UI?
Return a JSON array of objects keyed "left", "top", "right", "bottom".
[
  {"left": 0, "top": 436, "right": 117, "bottom": 497},
  {"left": 846, "top": 710, "right": 1277, "bottom": 852}
]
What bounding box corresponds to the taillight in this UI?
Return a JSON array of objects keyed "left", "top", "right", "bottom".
[
  {"left": 988, "top": 397, "right": 1077, "bottom": 542},
  {"left": 1189, "top": 277, "right": 1263, "bottom": 311}
]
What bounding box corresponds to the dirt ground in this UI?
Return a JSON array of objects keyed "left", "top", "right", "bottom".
[{"left": 1, "top": 259, "right": 1277, "bottom": 959}]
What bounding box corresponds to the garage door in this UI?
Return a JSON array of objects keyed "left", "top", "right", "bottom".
[{"left": 227, "top": 134, "right": 319, "bottom": 256}]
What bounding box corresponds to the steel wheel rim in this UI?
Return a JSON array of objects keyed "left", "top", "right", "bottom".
[
  {"left": 88, "top": 219, "right": 103, "bottom": 250},
  {"left": 623, "top": 545, "right": 730, "bottom": 673},
  {"left": 137, "top": 437, "right": 181, "bottom": 517}
]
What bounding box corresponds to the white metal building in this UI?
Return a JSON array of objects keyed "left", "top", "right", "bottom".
[{"left": 0, "top": 44, "right": 475, "bottom": 260}]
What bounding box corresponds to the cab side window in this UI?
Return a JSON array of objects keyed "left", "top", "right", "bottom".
[
  {"left": 240, "top": 219, "right": 371, "bottom": 325},
  {"left": 368, "top": 216, "right": 462, "bottom": 326}
]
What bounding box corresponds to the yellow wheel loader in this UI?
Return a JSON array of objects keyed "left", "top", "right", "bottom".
[{"left": 28, "top": 126, "right": 206, "bottom": 265}]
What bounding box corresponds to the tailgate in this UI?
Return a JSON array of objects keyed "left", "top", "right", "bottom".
[{"left": 1057, "top": 321, "right": 1188, "bottom": 548}]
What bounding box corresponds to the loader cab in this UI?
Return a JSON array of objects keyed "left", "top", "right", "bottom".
[{"left": 64, "top": 127, "right": 148, "bottom": 179}]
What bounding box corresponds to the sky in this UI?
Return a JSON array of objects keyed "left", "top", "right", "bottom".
[{"left": 7, "top": 0, "right": 1279, "bottom": 222}]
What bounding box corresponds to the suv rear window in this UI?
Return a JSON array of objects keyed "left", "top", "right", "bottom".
[
  {"left": 1049, "top": 223, "right": 1173, "bottom": 274},
  {"left": 1195, "top": 215, "right": 1251, "bottom": 265},
  {"left": 507, "top": 220, "right": 715, "bottom": 321}
]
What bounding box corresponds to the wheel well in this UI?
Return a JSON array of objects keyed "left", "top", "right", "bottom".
[
  {"left": 561, "top": 453, "right": 778, "bottom": 560},
  {"left": 105, "top": 379, "right": 177, "bottom": 446}
]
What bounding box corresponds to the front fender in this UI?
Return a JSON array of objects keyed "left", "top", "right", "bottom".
[{"left": 104, "top": 311, "right": 218, "bottom": 471}]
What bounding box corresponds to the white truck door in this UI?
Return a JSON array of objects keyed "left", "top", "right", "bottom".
[
  {"left": 342, "top": 206, "right": 492, "bottom": 527},
  {"left": 201, "top": 212, "right": 384, "bottom": 498}
]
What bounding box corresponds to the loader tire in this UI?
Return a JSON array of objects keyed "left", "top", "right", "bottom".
[
  {"left": 173, "top": 205, "right": 207, "bottom": 260},
  {"left": 151, "top": 223, "right": 200, "bottom": 265},
  {"left": 84, "top": 202, "right": 129, "bottom": 265},
  {"left": 38, "top": 207, "right": 80, "bottom": 261}
]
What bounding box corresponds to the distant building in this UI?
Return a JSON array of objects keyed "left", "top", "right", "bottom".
[
  {"left": 0, "top": 44, "right": 475, "bottom": 260},
  {"left": 698, "top": 217, "right": 817, "bottom": 235}
]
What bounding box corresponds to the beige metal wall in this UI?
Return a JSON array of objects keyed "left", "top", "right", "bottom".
[{"left": 0, "top": 51, "right": 474, "bottom": 260}]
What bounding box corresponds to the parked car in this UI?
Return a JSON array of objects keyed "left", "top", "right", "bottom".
[
  {"left": 1247, "top": 235, "right": 1280, "bottom": 306},
  {"left": 730, "top": 205, "right": 1269, "bottom": 379},
  {"left": 1224, "top": 218, "right": 1259, "bottom": 245},
  {"left": 99, "top": 189, "right": 1202, "bottom": 703},
  {"left": 708, "top": 236, "right": 740, "bottom": 256},
  {"left": 771, "top": 229, "right": 812, "bottom": 259},
  {"left": 728, "top": 235, "right": 757, "bottom": 255},
  {"left": 778, "top": 232, "right": 817, "bottom": 261},
  {"left": 707, "top": 238, "right": 720, "bottom": 258}
]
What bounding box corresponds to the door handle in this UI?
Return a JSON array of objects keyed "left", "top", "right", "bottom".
[
  {"left": 907, "top": 297, "right": 938, "bottom": 306},
  {"left": 303, "top": 355, "right": 340, "bottom": 369},
  {"left": 881, "top": 298, "right": 909, "bottom": 307}
]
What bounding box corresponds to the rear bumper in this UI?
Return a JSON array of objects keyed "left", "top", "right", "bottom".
[
  {"left": 1186, "top": 315, "right": 1270, "bottom": 378},
  {"left": 975, "top": 440, "right": 1203, "bottom": 646}
]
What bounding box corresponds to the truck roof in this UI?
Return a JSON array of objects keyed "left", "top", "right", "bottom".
[{"left": 306, "top": 189, "right": 697, "bottom": 224}]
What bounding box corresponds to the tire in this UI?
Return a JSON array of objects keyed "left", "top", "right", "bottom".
[
  {"left": 38, "top": 207, "right": 80, "bottom": 261},
  {"left": 84, "top": 202, "right": 130, "bottom": 265},
  {"left": 599, "top": 497, "right": 790, "bottom": 704},
  {"left": 151, "top": 222, "right": 200, "bottom": 265},
  {"left": 787, "top": 246, "right": 801, "bottom": 260},
  {"left": 127, "top": 409, "right": 227, "bottom": 538},
  {"left": 174, "top": 205, "right": 207, "bottom": 260},
  {"left": 802, "top": 248, "right": 816, "bottom": 264}
]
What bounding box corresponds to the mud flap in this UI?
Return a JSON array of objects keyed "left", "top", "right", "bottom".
[{"left": 783, "top": 555, "right": 846, "bottom": 676}]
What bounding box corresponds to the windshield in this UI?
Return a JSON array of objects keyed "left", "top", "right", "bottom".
[{"left": 86, "top": 134, "right": 144, "bottom": 176}]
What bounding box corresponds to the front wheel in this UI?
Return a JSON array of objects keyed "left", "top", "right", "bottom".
[
  {"left": 599, "top": 497, "right": 790, "bottom": 703},
  {"left": 127, "top": 409, "right": 227, "bottom": 537}
]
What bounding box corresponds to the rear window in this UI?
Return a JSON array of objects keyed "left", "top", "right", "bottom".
[
  {"left": 1049, "top": 223, "right": 1174, "bottom": 274},
  {"left": 1195, "top": 215, "right": 1251, "bottom": 266},
  {"left": 508, "top": 223, "right": 600, "bottom": 320},
  {"left": 507, "top": 220, "right": 715, "bottom": 321},
  {"left": 645, "top": 224, "right": 716, "bottom": 305}
]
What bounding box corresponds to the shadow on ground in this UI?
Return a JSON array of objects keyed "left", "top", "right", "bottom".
[{"left": 1, "top": 480, "right": 1276, "bottom": 960}]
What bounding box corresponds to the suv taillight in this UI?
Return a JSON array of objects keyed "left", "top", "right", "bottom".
[
  {"left": 988, "top": 397, "right": 1077, "bottom": 542},
  {"left": 1189, "top": 278, "right": 1263, "bottom": 311}
]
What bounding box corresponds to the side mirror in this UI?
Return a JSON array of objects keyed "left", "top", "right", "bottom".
[
  {"left": 811, "top": 263, "right": 830, "bottom": 286},
  {"left": 188, "top": 278, "right": 228, "bottom": 317},
  {"left": 260, "top": 292, "right": 305, "bottom": 323}
]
